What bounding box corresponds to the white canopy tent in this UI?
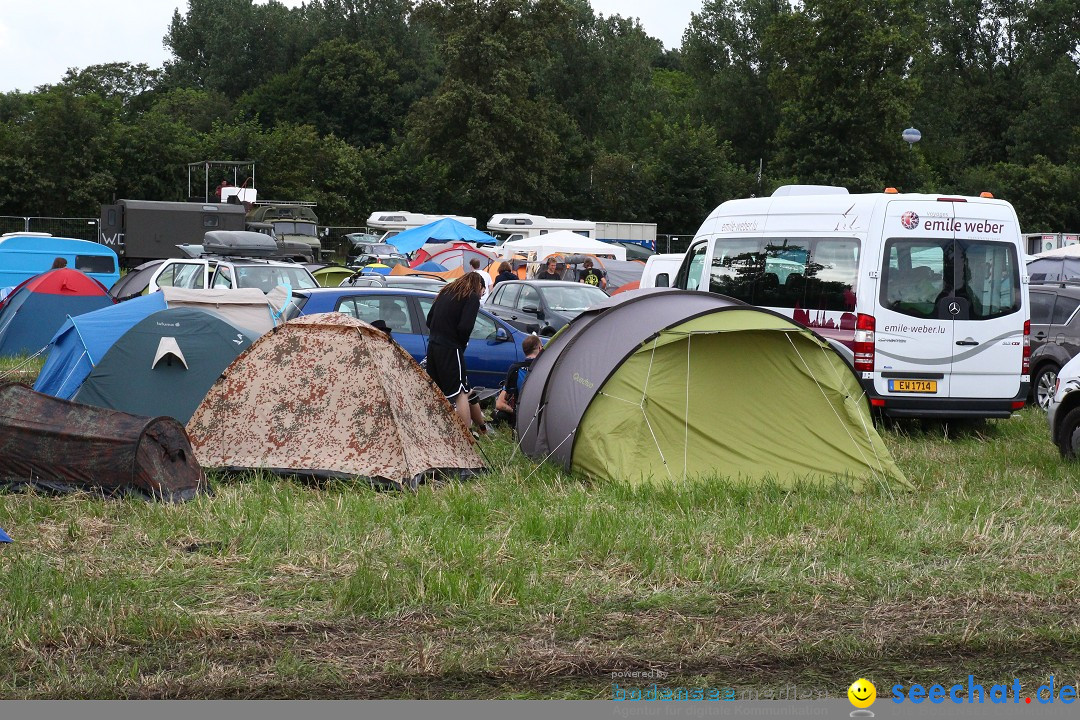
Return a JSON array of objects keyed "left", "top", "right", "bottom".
[{"left": 499, "top": 231, "right": 627, "bottom": 262}]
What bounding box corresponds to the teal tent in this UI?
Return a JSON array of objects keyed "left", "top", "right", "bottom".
[{"left": 74, "top": 308, "right": 257, "bottom": 423}]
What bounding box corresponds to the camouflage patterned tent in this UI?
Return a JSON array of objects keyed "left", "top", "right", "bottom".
[
  {"left": 186, "top": 313, "right": 485, "bottom": 488},
  {"left": 0, "top": 383, "right": 205, "bottom": 501}
]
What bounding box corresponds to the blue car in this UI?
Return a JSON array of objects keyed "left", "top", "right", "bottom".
[{"left": 288, "top": 287, "right": 529, "bottom": 389}]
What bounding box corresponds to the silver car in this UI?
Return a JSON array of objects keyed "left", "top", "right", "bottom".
[{"left": 1047, "top": 354, "right": 1080, "bottom": 457}]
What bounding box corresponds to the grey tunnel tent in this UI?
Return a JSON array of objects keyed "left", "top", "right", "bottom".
[
  {"left": 515, "top": 289, "right": 911, "bottom": 490},
  {"left": 74, "top": 307, "right": 258, "bottom": 424}
]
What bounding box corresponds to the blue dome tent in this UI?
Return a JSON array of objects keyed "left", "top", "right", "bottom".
[{"left": 387, "top": 218, "right": 498, "bottom": 255}]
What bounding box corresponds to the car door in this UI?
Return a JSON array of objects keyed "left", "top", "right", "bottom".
[
  {"left": 509, "top": 284, "right": 543, "bottom": 332},
  {"left": 415, "top": 296, "right": 520, "bottom": 389},
  {"left": 1029, "top": 289, "right": 1056, "bottom": 359},
  {"left": 1053, "top": 293, "right": 1080, "bottom": 363},
  {"left": 335, "top": 294, "right": 427, "bottom": 363},
  {"left": 486, "top": 283, "right": 520, "bottom": 321},
  {"left": 148, "top": 259, "right": 209, "bottom": 293}
]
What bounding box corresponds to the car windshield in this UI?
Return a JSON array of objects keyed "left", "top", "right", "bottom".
[
  {"left": 273, "top": 221, "right": 318, "bottom": 237},
  {"left": 235, "top": 265, "right": 319, "bottom": 291},
  {"left": 539, "top": 285, "right": 607, "bottom": 312}
]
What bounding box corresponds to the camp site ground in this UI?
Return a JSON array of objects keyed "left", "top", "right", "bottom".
[{"left": 0, "top": 345, "right": 1076, "bottom": 699}]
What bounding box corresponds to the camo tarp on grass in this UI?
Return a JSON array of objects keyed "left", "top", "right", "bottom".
[
  {"left": 186, "top": 313, "right": 485, "bottom": 489},
  {"left": 0, "top": 383, "right": 205, "bottom": 501}
]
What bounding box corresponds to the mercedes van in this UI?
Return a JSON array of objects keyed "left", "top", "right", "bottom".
[{"left": 673, "top": 186, "right": 1030, "bottom": 418}]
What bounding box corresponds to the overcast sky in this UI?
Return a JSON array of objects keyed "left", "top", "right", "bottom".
[{"left": 0, "top": 0, "right": 703, "bottom": 94}]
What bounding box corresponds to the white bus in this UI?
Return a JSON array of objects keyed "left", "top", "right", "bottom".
[
  {"left": 366, "top": 211, "right": 477, "bottom": 241},
  {"left": 673, "top": 185, "right": 1030, "bottom": 419},
  {"left": 486, "top": 213, "right": 595, "bottom": 244}
]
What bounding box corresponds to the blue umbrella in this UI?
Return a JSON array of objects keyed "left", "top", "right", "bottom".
[
  {"left": 387, "top": 218, "right": 497, "bottom": 255},
  {"left": 0, "top": 527, "right": 11, "bottom": 543}
]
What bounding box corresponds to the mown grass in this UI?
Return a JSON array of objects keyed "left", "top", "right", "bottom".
[{"left": 0, "top": 379, "right": 1078, "bottom": 698}]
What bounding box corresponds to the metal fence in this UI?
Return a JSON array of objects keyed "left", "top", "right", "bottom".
[
  {"left": 0, "top": 216, "right": 100, "bottom": 242},
  {"left": 656, "top": 235, "right": 693, "bottom": 255}
]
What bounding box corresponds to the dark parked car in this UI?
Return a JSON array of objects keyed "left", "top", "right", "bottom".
[
  {"left": 288, "top": 287, "right": 530, "bottom": 389},
  {"left": 1029, "top": 283, "right": 1080, "bottom": 409},
  {"left": 342, "top": 236, "right": 409, "bottom": 268},
  {"left": 485, "top": 280, "right": 608, "bottom": 336}
]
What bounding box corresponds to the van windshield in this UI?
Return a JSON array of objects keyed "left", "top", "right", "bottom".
[{"left": 881, "top": 239, "right": 1019, "bottom": 320}]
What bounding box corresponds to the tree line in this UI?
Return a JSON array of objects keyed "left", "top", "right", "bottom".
[{"left": 0, "top": 0, "right": 1077, "bottom": 236}]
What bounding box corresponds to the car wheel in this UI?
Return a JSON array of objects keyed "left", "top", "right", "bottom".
[
  {"left": 1034, "top": 364, "right": 1059, "bottom": 410},
  {"left": 1056, "top": 406, "right": 1080, "bottom": 459}
]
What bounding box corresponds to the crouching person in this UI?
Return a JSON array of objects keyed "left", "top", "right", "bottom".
[{"left": 492, "top": 334, "right": 543, "bottom": 430}]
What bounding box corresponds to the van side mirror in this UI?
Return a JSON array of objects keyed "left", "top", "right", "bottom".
[
  {"left": 521, "top": 305, "right": 539, "bottom": 314},
  {"left": 656, "top": 273, "right": 669, "bottom": 287}
]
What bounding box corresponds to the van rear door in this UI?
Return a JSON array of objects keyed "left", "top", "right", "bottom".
[
  {"left": 949, "top": 202, "right": 1024, "bottom": 399},
  {"left": 875, "top": 201, "right": 958, "bottom": 399}
]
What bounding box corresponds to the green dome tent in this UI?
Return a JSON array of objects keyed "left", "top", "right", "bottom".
[{"left": 516, "top": 290, "right": 910, "bottom": 490}]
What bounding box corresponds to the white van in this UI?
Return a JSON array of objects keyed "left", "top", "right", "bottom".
[
  {"left": 673, "top": 185, "right": 1030, "bottom": 418},
  {"left": 640, "top": 253, "right": 684, "bottom": 288}
]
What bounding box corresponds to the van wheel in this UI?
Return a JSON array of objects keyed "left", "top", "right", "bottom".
[
  {"left": 1033, "top": 364, "right": 1059, "bottom": 411},
  {"left": 1056, "top": 407, "right": 1080, "bottom": 459}
]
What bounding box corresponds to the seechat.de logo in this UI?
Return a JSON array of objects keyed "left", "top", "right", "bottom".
[
  {"left": 849, "top": 678, "right": 877, "bottom": 717},
  {"left": 900, "top": 211, "right": 920, "bottom": 230}
]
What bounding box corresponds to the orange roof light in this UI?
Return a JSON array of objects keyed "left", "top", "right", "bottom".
[
  {"left": 980, "top": 191, "right": 994, "bottom": 198},
  {"left": 884, "top": 187, "right": 899, "bottom": 194}
]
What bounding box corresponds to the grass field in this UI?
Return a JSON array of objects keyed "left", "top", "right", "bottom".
[{"left": 1, "top": 353, "right": 1078, "bottom": 699}]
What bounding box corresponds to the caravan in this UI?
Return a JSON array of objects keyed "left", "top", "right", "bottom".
[
  {"left": 366, "top": 212, "right": 477, "bottom": 242},
  {"left": 673, "top": 186, "right": 1030, "bottom": 419},
  {"left": 486, "top": 214, "right": 595, "bottom": 244}
]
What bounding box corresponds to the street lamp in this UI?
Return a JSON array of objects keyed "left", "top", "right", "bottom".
[{"left": 902, "top": 127, "right": 922, "bottom": 150}]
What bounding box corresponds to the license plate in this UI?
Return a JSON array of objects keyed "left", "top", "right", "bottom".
[{"left": 889, "top": 379, "right": 937, "bottom": 393}]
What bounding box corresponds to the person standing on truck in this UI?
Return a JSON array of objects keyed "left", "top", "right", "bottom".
[
  {"left": 215, "top": 179, "right": 229, "bottom": 201},
  {"left": 577, "top": 258, "right": 607, "bottom": 290}
]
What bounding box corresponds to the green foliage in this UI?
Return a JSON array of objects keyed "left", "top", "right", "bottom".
[
  {"left": 0, "top": 0, "right": 1078, "bottom": 233},
  {"left": 768, "top": 0, "right": 925, "bottom": 191}
]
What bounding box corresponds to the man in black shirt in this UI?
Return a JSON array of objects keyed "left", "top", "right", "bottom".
[
  {"left": 493, "top": 334, "right": 543, "bottom": 429},
  {"left": 577, "top": 258, "right": 607, "bottom": 290},
  {"left": 536, "top": 258, "right": 561, "bottom": 280}
]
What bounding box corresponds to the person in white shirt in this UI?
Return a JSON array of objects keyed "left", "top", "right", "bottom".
[{"left": 469, "top": 257, "right": 492, "bottom": 302}]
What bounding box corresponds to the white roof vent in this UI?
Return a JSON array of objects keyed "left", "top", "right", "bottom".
[{"left": 771, "top": 185, "right": 849, "bottom": 197}]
